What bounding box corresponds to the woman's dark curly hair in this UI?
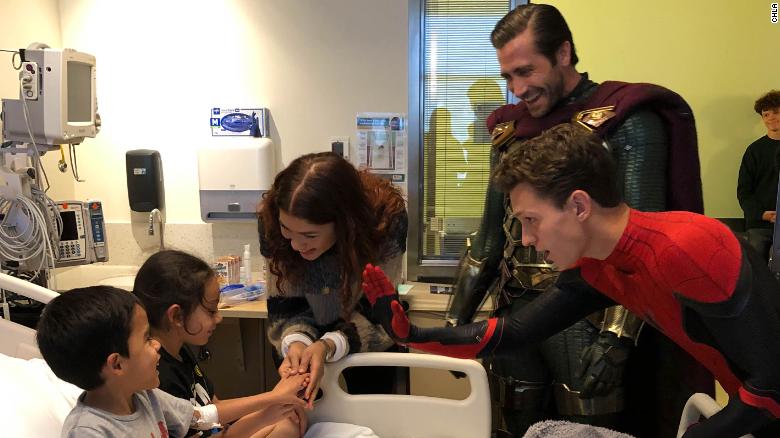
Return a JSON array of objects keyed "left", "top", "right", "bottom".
[{"left": 259, "top": 152, "right": 405, "bottom": 318}]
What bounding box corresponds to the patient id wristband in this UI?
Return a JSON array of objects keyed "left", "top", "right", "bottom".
[
  {"left": 192, "top": 404, "right": 221, "bottom": 431},
  {"left": 321, "top": 331, "right": 348, "bottom": 362},
  {"left": 281, "top": 333, "right": 313, "bottom": 357}
]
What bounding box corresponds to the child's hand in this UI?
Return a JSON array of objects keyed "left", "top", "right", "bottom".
[
  {"left": 272, "top": 373, "right": 310, "bottom": 404},
  {"left": 254, "top": 403, "right": 301, "bottom": 431},
  {"left": 293, "top": 406, "right": 308, "bottom": 437}
]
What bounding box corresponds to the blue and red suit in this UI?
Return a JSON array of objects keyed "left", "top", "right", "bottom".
[{"left": 364, "top": 209, "right": 780, "bottom": 436}]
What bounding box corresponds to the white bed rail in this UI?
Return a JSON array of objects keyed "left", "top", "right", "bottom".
[
  {"left": 309, "top": 352, "right": 491, "bottom": 438},
  {"left": 0, "top": 272, "right": 58, "bottom": 359},
  {"left": 0, "top": 272, "right": 58, "bottom": 304},
  {"left": 677, "top": 393, "right": 755, "bottom": 438}
]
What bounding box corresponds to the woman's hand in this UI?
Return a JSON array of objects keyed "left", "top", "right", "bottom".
[
  {"left": 298, "top": 341, "right": 329, "bottom": 409},
  {"left": 278, "top": 341, "right": 307, "bottom": 379}
]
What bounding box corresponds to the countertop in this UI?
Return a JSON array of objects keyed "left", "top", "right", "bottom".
[
  {"left": 219, "top": 281, "right": 458, "bottom": 319},
  {"left": 50, "top": 266, "right": 466, "bottom": 319}
]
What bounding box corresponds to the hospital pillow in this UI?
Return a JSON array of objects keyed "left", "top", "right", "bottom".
[{"left": 0, "top": 352, "right": 81, "bottom": 438}]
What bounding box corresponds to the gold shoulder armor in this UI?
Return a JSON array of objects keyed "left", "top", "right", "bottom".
[
  {"left": 491, "top": 121, "right": 515, "bottom": 150},
  {"left": 573, "top": 105, "right": 617, "bottom": 132}
]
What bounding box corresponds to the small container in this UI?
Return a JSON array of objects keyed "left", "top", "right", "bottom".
[
  {"left": 212, "top": 260, "right": 229, "bottom": 288},
  {"left": 220, "top": 283, "right": 266, "bottom": 307}
]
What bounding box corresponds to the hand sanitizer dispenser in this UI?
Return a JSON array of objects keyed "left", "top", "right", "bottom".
[
  {"left": 126, "top": 149, "right": 164, "bottom": 212},
  {"left": 197, "top": 138, "right": 274, "bottom": 222}
]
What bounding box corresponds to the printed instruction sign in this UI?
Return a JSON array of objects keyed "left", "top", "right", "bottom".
[
  {"left": 356, "top": 112, "right": 409, "bottom": 282},
  {"left": 210, "top": 107, "right": 269, "bottom": 137},
  {"left": 355, "top": 113, "right": 407, "bottom": 195}
]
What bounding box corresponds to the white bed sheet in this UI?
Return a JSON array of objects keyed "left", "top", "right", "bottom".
[
  {"left": 304, "top": 422, "right": 379, "bottom": 438},
  {"left": 0, "top": 353, "right": 82, "bottom": 438}
]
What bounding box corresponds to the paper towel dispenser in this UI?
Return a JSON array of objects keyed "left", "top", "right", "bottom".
[{"left": 197, "top": 138, "right": 274, "bottom": 222}]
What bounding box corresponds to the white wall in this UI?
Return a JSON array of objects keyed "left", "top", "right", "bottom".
[
  {"left": 58, "top": 0, "right": 409, "bottom": 224},
  {"left": 0, "top": 0, "right": 61, "bottom": 102},
  {"left": 1, "top": 0, "right": 407, "bottom": 269}
]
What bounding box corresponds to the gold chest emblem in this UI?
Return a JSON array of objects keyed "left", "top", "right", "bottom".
[
  {"left": 491, "top": 121, "right": 516, "bottom": 149},
  {"left": 573, "top": 105, "right": 617, "bottom": 132}
]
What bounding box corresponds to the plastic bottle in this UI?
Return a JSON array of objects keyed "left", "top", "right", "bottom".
[
  {"left": 241, "top": 244, "right": 252, "bottom": 284},
  {"left": 239, "top": 267, "right": 247, "bottom": 285}
]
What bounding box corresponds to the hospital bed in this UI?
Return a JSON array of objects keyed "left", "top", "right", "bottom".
[
  {"left": 0, "top": 272, "right": 491, "bottom": 438},
  {"left": 310, "top": 352, "right": 490, "bottom": 437},
  {"left": 0, "top": 272, "right": 55, "bottom": 360}
]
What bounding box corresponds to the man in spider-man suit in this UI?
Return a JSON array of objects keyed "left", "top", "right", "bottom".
[{"left": 364, "top": 124, "right": 780, "bottom": 438}]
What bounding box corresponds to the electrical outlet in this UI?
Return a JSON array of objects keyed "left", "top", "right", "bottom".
[{"left": 329, "top": 136, "right": 350, "bottom": 160}]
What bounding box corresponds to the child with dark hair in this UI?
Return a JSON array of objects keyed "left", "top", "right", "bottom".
[
  {"left": 37, "top": 286, "right": 209, "bottom": 437},
  {"left": 133, "top": 249, "right": 308, "bottom": 438}
]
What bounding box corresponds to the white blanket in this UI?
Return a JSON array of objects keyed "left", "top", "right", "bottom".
[
  {"left": 0, "top": 353, "right": 82, "bottom": 438},
  {"left": 305, "top": 422, "right": 380, "bottom": 438}
]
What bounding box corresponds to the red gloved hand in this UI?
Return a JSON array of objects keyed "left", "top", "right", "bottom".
[
  {"left": 362, "top": 263, "right": 395, "bottom": 305},
  {"left": 362, "top": 263, "right": 497, "bottom": 359},
  {"left": 362, "top": 263, "right": 410, "bottom": 340}
]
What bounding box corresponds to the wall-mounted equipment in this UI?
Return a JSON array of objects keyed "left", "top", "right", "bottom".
[
  {"left": 198, "top": 138, "right": 274, "bottom": 222},
  {"left": 53, "top": 200, "right": 108, "bottom": 267},
  {"left": 126, "top": 149, "right": 164, "bottom": 212},
  {"left": 0, "top": 43, "right": 101, "bottom": 288},
  {"left": 2, "top": 43, "right": 99, "bottom": 147}
]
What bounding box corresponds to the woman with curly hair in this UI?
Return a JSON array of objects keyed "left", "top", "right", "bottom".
[{"left": 258, "top": 152, "right": 407, "bottom": 408}]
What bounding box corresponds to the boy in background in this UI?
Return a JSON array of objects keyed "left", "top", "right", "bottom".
[{"left": 737, "top": 90, "right": 780, "bottom": 262}]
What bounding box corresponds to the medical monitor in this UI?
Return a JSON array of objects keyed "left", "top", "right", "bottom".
[
  {"left": 53, "top": 200, "right": 108, "bottom": 267},
  {"left": 1, "top": 45, "right": 98, "bottom": 146}
]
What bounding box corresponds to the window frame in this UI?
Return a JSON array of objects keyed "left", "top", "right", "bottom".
[{"left": 406, "top": 0, "right": 521, "bottom": 282}]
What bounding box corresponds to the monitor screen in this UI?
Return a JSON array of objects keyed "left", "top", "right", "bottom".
[
  {"left": 59, "top": 210, "right": 78, "bottom": 241},
  {"left": 67, "top": 61, "right": 92, "bottom": 123}
]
